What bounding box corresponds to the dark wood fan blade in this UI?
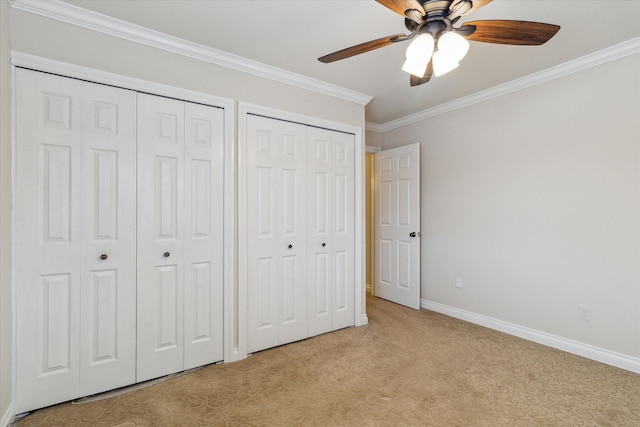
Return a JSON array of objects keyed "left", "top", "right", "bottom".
[
  {"left": 375, "top": 0, "right": 425, "bottom": 17},
  {"left": 318, "top": 34, "right": 406, "bottom": 63},
  {"left": 461, "top": 20, "right": 560, "bottom": 45},
  {"left": 468, "top": 0, "right": 492, "bottom": 15},
  {"left": 410, "top": 60, "right": 433, "bottom": 86}
]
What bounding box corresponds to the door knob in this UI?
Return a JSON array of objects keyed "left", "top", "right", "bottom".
[
  {"left": 409, "top": 232, "right": 417, "bottom": 238},
  {"left": 163, "top": 252, "right": 171, "bottom": 258},
  {"left": 288, "top": 244, "right": 293, "bottom": 249},
  {"left": 322, "top": 243, "right": 326, "bottom": 247},
  {"left": 99, "top": 254, "right": 108, "bottom": 260}
]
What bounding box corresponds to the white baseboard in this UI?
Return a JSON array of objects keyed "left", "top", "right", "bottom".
[
  {"left": 422, "top": 299, "right": 640, "bottom": 374},
  {"left": 1, "top": 402, "right": 13, "bottom": 427},
  {"left": 358, "top": 313, "right": 369, "bottom": 327}
]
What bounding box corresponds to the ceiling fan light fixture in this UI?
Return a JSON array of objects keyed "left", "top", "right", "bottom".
[
  {"left": 319, "top": 0, "right": 560, "bottom": 87},
  {"left": 437, "top": 31, "right": 470, "bottom": 63},
  {"left": 401, "top": 33, "right": 434, "bottom": 77},
  {"left": 432, "top": 50, "right": 459, "bottom": 77}
]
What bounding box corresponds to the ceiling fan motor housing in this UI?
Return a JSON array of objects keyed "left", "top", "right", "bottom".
[{"left": 406, "top": 0, "right": 472, "bottom": 40}]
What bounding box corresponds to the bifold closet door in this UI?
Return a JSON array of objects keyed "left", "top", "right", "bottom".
[
  {"left": 15, "top": 69, "right": 137, "bottom": 413},
  {"left": 246, "top": 115, "right": 308, "bottom": 354},
  {"left": 137, "top": 94, "right": 224, "bottom": 381},
  {"left": 183, "top": 102, "right": 224, "bottom": 370},
  {"left": 306, "top": 128, "right": 355, "bottom": 337}
]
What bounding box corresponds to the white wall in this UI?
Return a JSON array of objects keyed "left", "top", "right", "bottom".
[
  {"left": 365, "top": 129, "right": 383, "bottom": 149},
  {"left": 0, "top": 0, "right": 13, "bottom": 424},
  {"left": 381, "top": 53, "right": 640, "bottom": 360}
]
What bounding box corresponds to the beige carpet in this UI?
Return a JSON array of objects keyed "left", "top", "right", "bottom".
[{"left": 14, "top": 295, "right": 640, "bottom": 426}]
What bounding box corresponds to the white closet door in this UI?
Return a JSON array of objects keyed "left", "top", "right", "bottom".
[
  {"left": 246, "top": 115, "right": 308, "bottom": 353},
  {"left": 307, "top": 128, "right": 355, "bottom": 337},
  {"left": 15, "top": 69, "right": 83, "bottom": 413},
  {"left": 183, "top": 103, "right": 224, "bottom": 369},
  {"left": 79, "top": 80, "right": 137, "bottom": 396},
  {"left": 137, "top": 94, "right": 186, "bottom": 382},
  {"left": 15, "top": 69, "right": 137, "bottom": 413}
]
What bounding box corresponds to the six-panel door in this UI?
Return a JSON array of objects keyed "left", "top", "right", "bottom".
[
  {"left": 136, "top": 94, "right": 224, "bottom": 382},
  {"left": 16, "top": 71, "right": 225, "bottom": 413},
  {"left": 183, "top": 103, "right": 224, "bottom": 370},
  {"left": 136, "top": 94, "right": 187, "bottom": 381},
  {"left": 246, "top": 115, "right": 308, "bottom": 353},
  {"left": 15, "top": 69, "right": 137, "bottom": 412},
  {"left": 374, "top": 143, "right": 421, "bottom": 309},
  {"left": 307, "top": 127, "right": 355, "bottom": 337},
  {"left": 246, "top": 115, "right": 356, "bottom": 353}
]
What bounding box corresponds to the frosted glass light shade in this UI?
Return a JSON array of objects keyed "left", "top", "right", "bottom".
[
  {"left": 437, "top": 31, "right": 469, "bottom": 63},
  {"left": 432, "top": 50, "right": 459, "bottom": 76},
  {"left": 401, "top": 34, "right": 434, "bottom": 77}
]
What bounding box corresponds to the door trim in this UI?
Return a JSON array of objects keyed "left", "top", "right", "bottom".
[{"left": 237, "top": 102, "right": 367, "bottom": 360}]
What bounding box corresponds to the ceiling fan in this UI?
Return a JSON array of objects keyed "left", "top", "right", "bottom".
[{"left": 318, "top": 0, "right": 560, "bottom": 86}]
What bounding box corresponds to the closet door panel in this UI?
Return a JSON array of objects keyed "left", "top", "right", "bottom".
[
  {"left": 278, "top": 144, "right": 307, "bottom": 345},
  {"left": 308, "top": 144, "right": 332, "bottom": 336},
  {"left": 137, "top": 94, "right": 185, "bottom": 382},
  {"left": 307, "top": 128, "right": 355, "bottom": 336},
  {"left": 79, "top": 82, "right": 137, "bottom": 396},
  {"left": 247, "top": 118, "right": 281, "bottom": 352},
  {"left": 246, "top": 115, "right": 307, "bottom": 353},
  {"left": 15, "top": 70, "right": 83, "bottom": 412},
  {"left": 307, "top": 129, "right": 333, "bottom": 336},
  {"left": 183, "top": 103, "right": 224, "bottom": 369},
  {"left": 331, "top": 132, "right": 355, "bottom": 330}
]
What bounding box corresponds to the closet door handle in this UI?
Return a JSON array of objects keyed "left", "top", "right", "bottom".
[
  {"left": 288, "top": 244, "right": 293, "bottom": 249},
  {"left": 163, "top": 252, "right": 171, "bottom": 258},
  {"left": 99, "top": 254, "right": 108, "bottom": 260},
  {"left": 322, "top": 243, "right": 326, "bottom": 247},
  {"left": 409, "top": 232, "right": 417, "bottom": 238}
]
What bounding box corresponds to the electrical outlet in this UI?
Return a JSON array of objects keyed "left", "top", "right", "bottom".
[
  {"left": 455, "top": 277, "right": 463, "bottom": 288},
  {"left": 579, "top": 304, "right": 590, "bottom": 321}
]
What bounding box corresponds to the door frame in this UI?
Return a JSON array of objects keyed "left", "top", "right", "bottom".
[
  {"left": 365, "top": 146, "right": 381, "bottom": 295},
  {"left": 237, "top": 102, "right": 367, "bottom": 360}
]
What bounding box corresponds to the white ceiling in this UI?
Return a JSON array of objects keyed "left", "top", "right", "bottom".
[{"left": 61, "top": 0, "right": 640, "bottom": 124}]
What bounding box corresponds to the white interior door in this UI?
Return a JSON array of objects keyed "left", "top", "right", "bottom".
[
  {"left": 307, "top": 127, "right": 355, "bottom": 336},
  {"left": 136, "top": 94, "right": 186, "bottom": 382},
  {"left": 15, "top": 69, "right": 83, "bottom": 413},
  {"left": 246, "top": 114, "right": 308, "bottom": 353},
  {"left": 15, "top": 69, "right": 137, "bottom": 412},
  {"left": 374, "top": 143, "right": 421, "bottom": 309},
  {"left": 183, "top": 103, "right": 224, "bottom": 369},
  {"left": 79, "top": 79, "right": 137, "bottom": 396}
]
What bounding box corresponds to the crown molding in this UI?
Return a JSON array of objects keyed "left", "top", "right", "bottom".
[
  {"left": 377, "top": 37, "right": 640, "bottom": 132},
  {"left": 365, "top": 121, "right": 383, "bottom": 133},
  {"left": 9, "top": 0, "right": 373, "bottom": 106}
]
